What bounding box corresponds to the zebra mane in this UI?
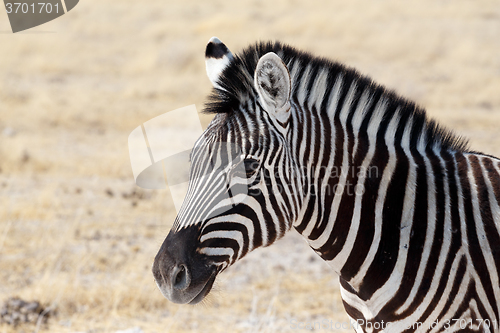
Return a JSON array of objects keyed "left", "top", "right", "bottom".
[{"left": 204, "top": 41, "right": 469, "bottom": 153}]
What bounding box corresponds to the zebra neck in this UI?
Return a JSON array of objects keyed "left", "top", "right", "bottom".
[
  {"left": 290, "top": 80, "right": 436, "bottom": 281},
  {"left": 286, "top": 63, "right": 469, "bottom": 288}
]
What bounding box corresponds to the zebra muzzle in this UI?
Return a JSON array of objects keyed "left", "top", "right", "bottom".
[{"left": 153, "top": 227, "right": 218, "bottom": 304}]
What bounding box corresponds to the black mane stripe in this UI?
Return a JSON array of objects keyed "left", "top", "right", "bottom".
[{"left": 203, "top": 41, "right": 470, "bottom": 153}]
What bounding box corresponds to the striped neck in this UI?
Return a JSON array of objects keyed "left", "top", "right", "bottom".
[{"left": 287, "top": 65, "right": 467, "bottom": 278}]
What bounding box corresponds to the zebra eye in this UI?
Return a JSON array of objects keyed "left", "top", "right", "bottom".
[{"left": 243, "top": 158, "right": 260, "bottom": 177}]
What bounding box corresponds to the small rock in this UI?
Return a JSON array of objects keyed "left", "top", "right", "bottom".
[
  {"left": 21, "top": 301, "right": 40, "bottom": 314},
  {"left": 122, "top": 188, "right": 150, "bottom": 200},
  {"left": 105, "top": 188, "right": 114, "bottom": 197},
  {"left": 8, "top": 298, "right": 24, "bottom": 309},
  {"left": 21, "top": 150, "right": 30, "bottom": 163},
  {"left": 27, "top": 312, "right": 38, "bottom": 322}
]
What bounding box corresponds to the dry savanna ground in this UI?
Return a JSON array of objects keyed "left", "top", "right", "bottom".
[{"left": 0, "top": 0, "right": 499, "bottom": 332}]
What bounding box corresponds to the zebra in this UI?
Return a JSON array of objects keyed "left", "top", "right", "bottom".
[{"left": 152, "top": 37, "right": 500, "bottom": 333}]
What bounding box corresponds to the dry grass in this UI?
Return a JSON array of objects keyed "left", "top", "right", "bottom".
[{"left": 0, "top": 0, "right": 499, "bottom": 332}]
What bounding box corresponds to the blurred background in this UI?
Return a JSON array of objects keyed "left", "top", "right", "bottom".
[{"left": 0, "top": 0, "right": 499, "bottom": 332}]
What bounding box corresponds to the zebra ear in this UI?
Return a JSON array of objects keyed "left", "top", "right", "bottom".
[
  {"left": 205, "top": 37, "right": 233, "bottom": 90},
  {"left": 254, "top": 52, "right": 291, "bottom": 125}
]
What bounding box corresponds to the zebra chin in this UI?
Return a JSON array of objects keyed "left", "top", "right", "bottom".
[{"left": 152, "top": 226, "right": 219, "bottom": 304}]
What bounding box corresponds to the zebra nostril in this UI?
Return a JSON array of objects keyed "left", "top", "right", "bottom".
[{"left": 172, "top": 264, "right": 190, "bottom": 291}]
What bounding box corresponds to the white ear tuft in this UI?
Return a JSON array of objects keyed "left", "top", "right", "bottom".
[
  {"left": 254, "top": 52, "right": 291, "bottom": 125},
  {"left": 205, "top": 37, "right": 233, "bottom": 90}
]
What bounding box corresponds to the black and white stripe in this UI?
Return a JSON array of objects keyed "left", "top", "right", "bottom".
[{"left": 154, "top": 38, "right": 500, "bottom": 331}]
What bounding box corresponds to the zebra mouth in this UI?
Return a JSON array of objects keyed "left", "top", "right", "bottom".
[{"left": 188, "top": 271, "right": 217, "bottom": 304}]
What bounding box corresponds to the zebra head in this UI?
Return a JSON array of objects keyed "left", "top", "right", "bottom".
[{"left": 152, "top": 37, "right": 302, "bottom": 304}]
